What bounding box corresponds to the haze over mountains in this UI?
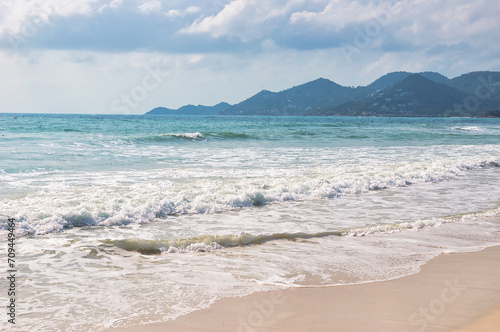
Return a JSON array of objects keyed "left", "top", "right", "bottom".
[{"left": 145, "top": 71, "right": 500, "bottom": 117}]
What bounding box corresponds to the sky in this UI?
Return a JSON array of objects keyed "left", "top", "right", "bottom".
[{"left": 0, "top": 0, "right": 499, "bottom": 114}]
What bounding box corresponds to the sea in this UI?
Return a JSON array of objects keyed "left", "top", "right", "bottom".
[{"left": 0, "top": 113, "right": 499, "bottom": 331}]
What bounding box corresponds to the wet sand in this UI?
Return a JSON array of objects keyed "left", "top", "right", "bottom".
[{"left": 107, "top": 245, "right": 500, "bottom": 332}]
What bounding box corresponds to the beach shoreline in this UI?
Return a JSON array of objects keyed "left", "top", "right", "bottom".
[{"left": 106, "top": 245, "right": 500, "bottom": 332}]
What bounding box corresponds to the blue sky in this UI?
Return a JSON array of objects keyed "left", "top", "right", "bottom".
[{"left": 0, "top": 0, "right": 499, "bottom": 114}]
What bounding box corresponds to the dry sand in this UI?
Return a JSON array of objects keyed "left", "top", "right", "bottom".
[{"left": 107, "top": 246, "right": 500, "bottom": 332}]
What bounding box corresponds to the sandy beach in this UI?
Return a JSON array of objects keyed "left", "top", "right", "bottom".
[{"left": 107, "top": 245, "right": 500, "bottom": 332}]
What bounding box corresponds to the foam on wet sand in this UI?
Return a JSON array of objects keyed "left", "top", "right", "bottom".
[{"left": 107, "top": 245, "right": 500, "bottom": 332}]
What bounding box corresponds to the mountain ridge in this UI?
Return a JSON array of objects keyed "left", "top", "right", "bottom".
[
  {"left": 366, "top": 71, "right": 448, "bottom": 91},
  {"left": 146, "top": 102, "right": 231, "bottom": 115},
  {"left": 146, "top": 71, "right": 500, "bottom": 117},
  {"left": 312, "top": 74, "right": 471, "bottom": 117}
]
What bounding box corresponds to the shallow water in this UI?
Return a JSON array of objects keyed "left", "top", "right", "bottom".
[{"left": 0, "top": 114, "right": 499, "bottom": 331}]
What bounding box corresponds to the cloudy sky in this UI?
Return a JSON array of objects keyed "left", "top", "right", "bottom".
[{"left": 1, "top": 0, "right": 499, "bottom": 114}]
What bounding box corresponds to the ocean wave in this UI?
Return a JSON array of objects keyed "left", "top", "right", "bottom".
[
  {"left": 137, "top": 132, "right": 205, "bottom": 142},
  {"left": 339, "top": 205, "right": 500, "bottom": 237},
  {"left": 207, "top": 131, "right": 255, "bottom": 140},
  {"left": 103, "top": 231, "right": 343, "bottom": 254},
  {"left": 161, "top": 132, "right": 204, "bottom": 140},
  {"left": 63, "top": 128, "right": 82, "bottom": 132},
  {"left": 141, "top": 131, "right": 257, "bottom": 141},
  {"left": 2, "top": 158, "right": 499, "bottom": 237},
  {"left": 452, "top": 126, "right": 485, "bottom": 132},
  {"left": 291, "top": 130, "right": 318, "bottom": 136},
  {"left": 102, "top": 205, "right": 500, "bottom": 254},
  {"left": 338, "top": 134, "right": 370, "bottom": 139}
]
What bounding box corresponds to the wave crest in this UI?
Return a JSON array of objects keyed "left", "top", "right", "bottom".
[
  {"left": 103, "top": 206, "right": 500, "bottom": 254},
  {"left": 161, "top": 132, "right": 204, "bottom": 140}
]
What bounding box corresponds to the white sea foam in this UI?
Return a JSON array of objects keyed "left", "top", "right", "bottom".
[
  {"left": 4, "top": 153, "right": 500, "bottom": 331},
  {"left": 99, "top": 204, "right": 500, "bottom": 254},
  {"left": 1, "top": 146, "right": 499, "bottom": 236},
  {"left": 9, "top": 196, "right": 500, "bottom": 331},
  {"left": 4, "top": 114, "right": 500, "bottom": 332},
  {"left": 452, "top": 126, "right": 485, "bottom": 132},
  {"left": 161, "top": 132, "right": 205, "bottom": 140},
  {"left": 345, "top": 206, "right": 500, "bottom": 237}
]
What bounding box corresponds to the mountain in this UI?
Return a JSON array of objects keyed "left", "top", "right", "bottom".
[
  {"left": 485, "top": 110, "right": 500, "bottom": 117},
  {"left": 421, "top": 72, "right": 449, "bottom": 83},
  {"left": 366, "top": 71, "right": 448, "bottom": 91},
  {"left": 220, "top": 78, "right": 368, "bottom": 116},
  {"left": 145, "top": 71, "right": 500, "bottom": 117},
  {"left": 146, "top": 102, "right": 231, "bottom": 115},
  {"left": 312, "top": 74, "right": 470, "bottom": 117},
  {"left": 445, "top": 71, "right": 500, "bottom": 94},
  {"left": 444, "top": 71, "right": 500, "bottom": 112},
  {"left": 221, "top": 71, "right": 454, "bottom": 116}
]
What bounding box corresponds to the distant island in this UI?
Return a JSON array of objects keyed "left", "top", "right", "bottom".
[{"left": 145, "top": 71, "right": 500, "bottom": 117}]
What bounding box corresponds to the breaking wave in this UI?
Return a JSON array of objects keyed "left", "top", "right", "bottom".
[
  {"left": 2, "top": 157, "right": 499, "bottom": 237},
  {"left": 452, "top": 126, "right": 485, "bottom": 133},
  {"left": 103, "top": 205, "right": 500, "bottom": 254},
  {"left": 160, "top": 132, "right": 204, "bottom": 140},
  {"left": 137, "top": 132, "right": 205, "bottom": 142}
]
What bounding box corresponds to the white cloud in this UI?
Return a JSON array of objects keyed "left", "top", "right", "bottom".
[
  {"left": 181, "top": 0, "right": 298, "bottom": 40},
  {"left": 396, "top": 0, "right": 500, "bottom": 49},
  {"left": 0, "top": 0, "right": 498, "bottom": 114},
  {"left": 164, "top": 9, "right": 182, "bottom": 18},
  {"left": 185, "top": 6, "right": 201, "bottom": 14},
  {"left": 289, "top": 0, "right": 500, "bottom": 52},
  {"left": 138, "top": 0, "right": 162, "bottom": 15},
  {"left": 290, "top": 0, "right": 387, "bottom": 30},
  {"left": 164, "top": 5, "right": 201, "bottom": 18},
  {"left": 2, "top": 0, "right": 498, "bottom": 56},
  {"left": 181, "top": 0, "right": 246, "bottom": 37},
  {"left": 0, "top": 0, "right": 99, "bottom": 37},
  {"left": 98, "top": 0, "right": 123, "bottom": 13}
]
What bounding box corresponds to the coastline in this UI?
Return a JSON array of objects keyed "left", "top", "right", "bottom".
[{"left": 107, "top": 245, "right": 500, "bottom": 332}]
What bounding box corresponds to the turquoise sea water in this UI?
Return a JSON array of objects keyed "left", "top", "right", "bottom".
[{"left": 1, "top": 114, "right": 499, "bottom": 330}]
